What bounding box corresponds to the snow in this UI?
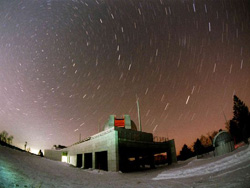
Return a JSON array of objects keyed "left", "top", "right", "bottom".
[
  {"left": 153, "top": 146, "right": 250, "bottom": 180},
  {"left": 0, "top": 145, "right": 250, "bottom": 188}
]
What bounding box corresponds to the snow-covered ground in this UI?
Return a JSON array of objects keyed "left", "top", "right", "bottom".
[
  {"left": 0, "top": 145, "right": 250, "bottom": 188},
  {"left": 154, "top": 146, "right": 250, "bottom": 180}
]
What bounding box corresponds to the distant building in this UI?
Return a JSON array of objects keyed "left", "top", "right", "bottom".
[
  {"left": 52, "top": 145, "right": 67, "bottom": 150},
  {"left": 213, "top": 130, "right": 234, "bottom": 156},
  {"left": 45, "top": 115, "right": 177, "bottom": 172}
]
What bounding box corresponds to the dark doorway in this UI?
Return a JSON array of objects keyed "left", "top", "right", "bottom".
[
  {"left": 77, "top": 154, "right": 83, "bottom": 168},
  {"left": 119, "top": 148, "right": 155, "bottom": 172},
  {"left": 95, "top": 151, "right": 108, "bottom": 171},
  {"left": 84, "top": 153, "right": 93, "bottom": 169},
  {"left": 155, "top": 152, "right": 167, "bottom": 165}
]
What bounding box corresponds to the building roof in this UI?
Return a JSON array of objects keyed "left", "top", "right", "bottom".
[{"left": 213, "top": 131, "right": 233, "bottom": 147}]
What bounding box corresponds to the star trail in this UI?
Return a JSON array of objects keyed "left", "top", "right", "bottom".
[{"left": 0, "top": 0, "right": 250, "bottom": 153}]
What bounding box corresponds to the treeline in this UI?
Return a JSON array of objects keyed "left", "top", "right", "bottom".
[
  {"left": 0, "top": 132, "right": 31, "bottom": 153},
  {"left": 0, "top": 130, "right": 44, "bottom": 156},
  {"left": 0, "top": 130, "right": 24, "bottom": 152},
  {"left": 178, "top": 95, "right": 250, "bottom": 161},
  {"left": 0, "top": 131, "right": 14, "bottom": 145},
  {"left": 178, "top": 130, "right": 219, "bottom": 161}
]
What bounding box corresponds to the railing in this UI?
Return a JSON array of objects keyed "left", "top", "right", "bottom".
[
  {"left": 71, "top": 127, "right": 115, "bottom": 146},
  {"left": 118, "top": 129, "right": 153, "bottom": 142},
  {"left": 153, "top": 136, "right": 169, "bottom": 142}
]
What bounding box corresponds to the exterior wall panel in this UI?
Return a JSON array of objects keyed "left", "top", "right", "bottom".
[
  {"left": 44, "top": 149, "right": 62, "bottom": 161},
  {"left": 44, "top": 126, "right": 177, "bottom": 172},
  {"left": 66, "top": 128, "right": 119, "bottom": 171}
]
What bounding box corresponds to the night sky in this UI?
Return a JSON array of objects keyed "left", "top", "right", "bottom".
[{"left": 0, "top": 0, "right": 250, "bottom": 154}]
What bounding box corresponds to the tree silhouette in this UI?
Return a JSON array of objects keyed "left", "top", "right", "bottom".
[
  {"left": 24, "top": 141, "right": 27, "bottom": 151},
  {"left": 0, "top": 131, "right": 14, "bottom": 145},
  {"left": 200, "top": 135, "right": 211, "bottom": 147},
  {"left": 229, "top": 120, "right": 241, "bottom": 143},
  {"left": 179, "top": 144, "right": 193, "bottom": 160},
  {"left": 0, "top": 131, "right": 8, "bottom": 143},
  {"left": 38, "top": 150, "right": 44, "bottom": 157},
  {"left": 207, "top": 131, "right": 218, "bottom": 143},
  {"left": 193, "top": 139, "right": 204, "bottom": 156},
  {"left": 229, "top": 95, "right": 250, "bottom": 144},
  {"left": 7, "top": 135, "right": 14, "bottom": 144}
]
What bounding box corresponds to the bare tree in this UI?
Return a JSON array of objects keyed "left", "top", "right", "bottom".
[
  {"left": 24, "top": 141, "right": 27, "bottom": 151},
  {"left": 7, "top": 135, "right": 14, "bottom": 144},
  {"left": 0, "top": 131, "right": 13, "bottom": 145},
  {"left": 0, "top": 131, "right": 8, "bottom": 143}
]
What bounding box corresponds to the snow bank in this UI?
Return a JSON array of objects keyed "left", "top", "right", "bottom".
[
  {"left": 1, "top": 145, "right": 249, "bottom": 188},
  {"left": 153, "top": 146, "right": 250, "bottom": 180}
]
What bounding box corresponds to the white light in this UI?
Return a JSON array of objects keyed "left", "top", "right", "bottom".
[
  {"left": 62, "top": 156, "right": 67, "bottom": 163},
  {"left": 30, "top": 148, "right": 39, "bottom": 155}
]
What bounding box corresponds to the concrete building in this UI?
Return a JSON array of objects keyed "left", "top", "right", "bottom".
[
  {"left": 45, "top": 115, "right": 177, "bottom": 172},
  {"left": 213, "top": 131, "right": 234, "bottom": 156}
]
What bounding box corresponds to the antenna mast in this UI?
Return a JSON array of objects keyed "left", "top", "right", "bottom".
[
  {"left": 136, "top": 95, "right": 142, "bottom": 132},
  {"left": 222, "top": 110, "right": 229, "bottom": 129}
]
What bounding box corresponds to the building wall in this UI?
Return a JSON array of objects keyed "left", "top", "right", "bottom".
[
  {"left": 116, "top": 128, "right": 153, "bottom": 142},
  {"left": 167, "top": 139, "right": 177, "bottom": 164},
  {"left": 215, "top": 141, "right": 234, "bottom": 156},
  {"left": 69, "top": 155, "right": 76, "bottom": 166},
  {"left": 67, "top": 128, "right": 119, "bottom": 171},
  {"left": 44, "top": 149, "right": 62, "bottom": 161},
  {"left": 44, "top": 127, "right": 177, "bottom": 172}
]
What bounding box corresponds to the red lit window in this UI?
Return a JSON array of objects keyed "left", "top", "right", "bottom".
[{"left": 114, "top": 119, "right": 125, "bottom": 127}]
